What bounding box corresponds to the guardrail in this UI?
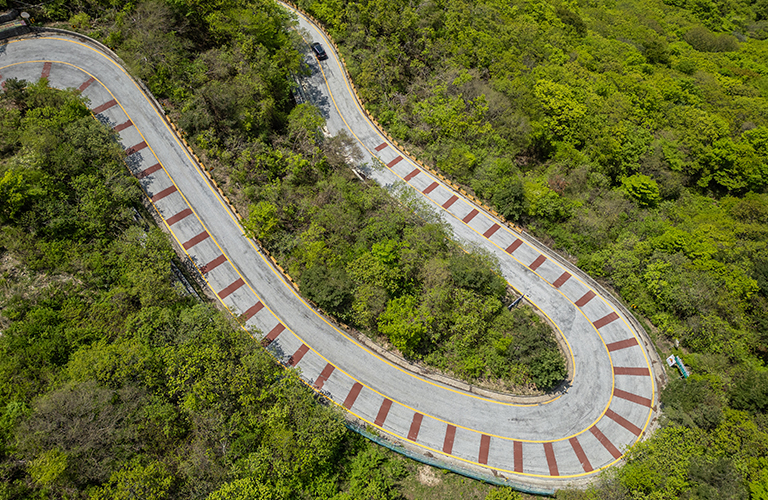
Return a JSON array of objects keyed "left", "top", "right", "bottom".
[
  {"left": 280, "top": 0, "right": 667, "bottom": 395},
  {"left": 346, "top": 422, "right": 556, "bottom": 496}
]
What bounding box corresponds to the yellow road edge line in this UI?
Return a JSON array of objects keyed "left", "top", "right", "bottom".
[{"left": 1, "top": 36, "right": 653, "bottom": 473}]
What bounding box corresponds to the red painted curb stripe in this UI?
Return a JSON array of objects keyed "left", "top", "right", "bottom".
[
  {"left": 483, "top": 223, "right": 500, "bottom": 238},
  {"left": 590, "top": 426, "right": 622, "bottom": 459},
  {"left": 166, "top": 208, "right": 192, "bottom": 226},
  {"left": 463, "top": 209, "right": 479, "bottom": 223},
  {"left": 423, "top": 181, "right": 439, "bottom": 194},
  {"left": 200, "top": 254, "right": 227, "bottom": 274},
  {"left": 575, "top": 290, "right": 596, "bottom": 307},
  {"left": 569, "top": 437, "right": 593, "bottom": 472},
  {"left": 313, "top": 363, "right": 335, "bottom": 390},
  {"left": 374, "top": 398, "right": 392, "bottom": 427},
  {"left": 125, "top": 141, "right": 148, "bottom": 155},
  {"left": 386, "top": 156, "right": 403, "bottom": 168},
  {"left": 606, "top": 337, "right": 639, "bottom": 352},
  {"left": 262, "top": 323, "right": 285, "bottom": 347},
  {"left": 443, "top": 425, "right": 456, "bottom": 454},
  {"left": 218, "top": 277, "right": 245, "bottom": 299},
  {"left": 113, "top": 119, "right": 133, "bottom": 132},
  {"left": 78, "top": 77, "right": 95, "bottom": 92},
  {"left": 136, "top": 163, "right": 161, "bottom": 180},
  {"left": 530, "top": 254, "right": 546, "bottom": 271},
  {"left": 404, "top": 168, "right": 420, "bottom": 181},
  {"left": 288, "top": 344, "right": 309, "bottom": 367},
  {"left": 92, "top": 99, "right": 117, "bottom": 114},
  {"left": 182, "top": 230, "right": 209, "bottom": 250},
  {"left": 514, "top": 441, "right": 523, "bottom": 473},
  {"left": 151, "top": 185, "right": 177, "bottom": 203},
  {"left": 41, "top": 62, "right": 52, "bottom": 79},
  {"left": 613, "top": 366, "right": 650, "bottom": 376},
  {"left": 442, "top": 195, "right": 458, "bottom": 209},
  {"left": 552, "top": 272, "right": 571, "bottom": 288},
  {"left": 479, "top": 434, "right": 491, "bottom": 465},
  {"left": 408, "top": 413, "right": 423, "bottom": 441},
  {"left": 606, "top": 408, "right": 642, "bottom": 436},
  {"left": 506, "top": 239, "right": 523, "bottom": 254},
  {"left": 544, "top": 442, "right": 559, "bottom": 476},
  {"left": 614, "top": 388, "right": 652, "bottom": 407},
  {"left": 343, "top": 382, "right": 363, "bottom": 409},
  {"left": 242, "top": 301, "right": 264, "bottom": 321},
  {"left": 593, "top": 312, "right": 620, "bottom": 329},
  {"left": 375, "top": 142, "right": 388, "bottom": 151}
]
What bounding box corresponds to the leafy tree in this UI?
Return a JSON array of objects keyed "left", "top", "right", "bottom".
[
  {"left": 662, "top": 376, "right": 724, "bottom": 429},
  {"left": 335, "top": 446, "right": 405, "bottom": 500},
  {"left": 622, "top": 174, "right": 661, "bottom": 207},
  {"left": 244, "top": 201, "right": 280, "bottom": 243},
  {"left": 28, "top": 448, "right": 68, "bottom": 488},
  {"left": 300, "top": 265, "right": 354, "bottom": 313},
  {"left": 493, "top": 177, "right": 527, "bottom": 222},
  {"left": 378, "top": 295, "right": 432, "bottom": 357},
  {"left": 205, "top": 478, "right": 283, "bottom": 500},
  {"left": 556, "top": 6, "right": 587, "bottom": 37},
  {"left": 528, "top": 349, "right": 567, "bottom": 392},
  {"left": 89, "top": 458, "right": 174, "bottom": 500},
  {"left": 287, "top": 103, "right": 325, "bottom": 150},
  {"left": 448, "top": 251, "right": 506, "bottom": 300},
  {"left": 523, "top": 179, "right": 574, "bottom": 222},
  {"left": 684, "top": 26, "right": 740, "bottom": 52},
  {"left": 533, "top": 80, "right": 586, "bottom": 143},
  {"left": 729, "top": 368, "right": 768, "bottom": 414}
]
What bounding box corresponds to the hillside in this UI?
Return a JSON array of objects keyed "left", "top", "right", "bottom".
[{"left": 2, "top": 0, "right": 768, "bottom": 497}]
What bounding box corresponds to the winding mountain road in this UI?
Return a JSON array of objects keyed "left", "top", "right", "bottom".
[{"left": 0, "top": 16, "right": 663, "bottom": 490}]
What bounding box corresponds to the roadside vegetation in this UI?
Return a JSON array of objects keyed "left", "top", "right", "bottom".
[
  {"left": 4, "top": 0, "right": 768, "bottom": 496},
  {"left": 283, "top": 0, "right": 768, "bottom": 496},
  {"left": 27, "top": 0, "right": 567, "bottom": 392},
  {"left": 0, "top": 79, "right": 529, "bottom": 499}
]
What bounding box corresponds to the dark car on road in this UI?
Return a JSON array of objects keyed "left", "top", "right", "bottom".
[{"left": 311, "top": 42, "right": 328, "bottom": 60}]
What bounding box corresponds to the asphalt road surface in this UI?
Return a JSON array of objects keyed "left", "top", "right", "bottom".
[{"left": 0, "top": 22, "right": 662, "bottom": 489}]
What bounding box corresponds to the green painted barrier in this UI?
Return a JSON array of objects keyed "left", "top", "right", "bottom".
[{"left": 345, "top": 422, "right": 556, "bottom": 497}]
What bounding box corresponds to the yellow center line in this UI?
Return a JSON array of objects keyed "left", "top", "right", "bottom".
[
  {"left": 2, "top": 32, "right": 655, "bottom": 476},
  {"left": 283, "top": 4, "right": 657, "bottom": 461}
]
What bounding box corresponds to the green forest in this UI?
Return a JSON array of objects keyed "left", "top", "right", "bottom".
[
  {"left": 285, "top": 0, "right": 768, "bottom": 496},
  {"left": 30, "top": 0, "right": 570, "bottom": 392},
  {"left": 0, "top": 79, "right": 521, "bottom": 499},
  {"left": 1, "top": 0, "right": 768, "bottom": 497}
]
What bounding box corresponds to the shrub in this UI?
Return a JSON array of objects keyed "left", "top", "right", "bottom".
[
  {"left": 529, "top": 350, "right": 567, "bottom": 391},
  {"left": 300, "top": 265, "right": 354, "bottom": 314},
  {"left": 684, "top": 27, "right": 739, "bottom": 52},
  {"left": 622, "top": 174, "right": 661, "bottom": 207}
]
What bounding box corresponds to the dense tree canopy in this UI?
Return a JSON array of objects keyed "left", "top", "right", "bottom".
[
  {"left": 36, "top": 0, "right": 566, "bottom": 390},
  {"left": 283, "top": 0, "right": 768, "bottom": 496},
  {"left": 0, "top": 76, "right": 513, "bottom": 500},
  {"left": 7, "top": 0, "right": 768, "bottom": 495},
  {"left": 0, "top": 5, "right": 541, "bottom": 498}
]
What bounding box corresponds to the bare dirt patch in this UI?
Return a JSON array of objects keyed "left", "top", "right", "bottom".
[{"left": 417, "top": 465, "right": 441, "bottom": 487}]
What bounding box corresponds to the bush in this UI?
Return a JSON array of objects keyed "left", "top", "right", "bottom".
[
  {"left": 300, "top": 265, "right": 354, "bottom": 314},
  {"left": 729, "top": 368, "right": 768, "bottom": 414},
  {"left": 684, "top": 27, "right": 739, "bottom": 52},
  {"left": 622, "top": 174, "right": 661, "bottom": 207},
  {"left": 529, "top": 350, "right": 567, "bottom": 391},
  {"left": 662, "top": 376, "right": 723, "bottom": 429}
]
